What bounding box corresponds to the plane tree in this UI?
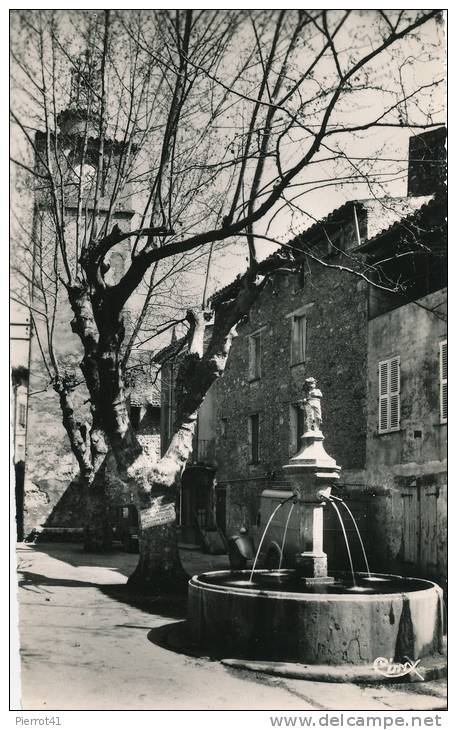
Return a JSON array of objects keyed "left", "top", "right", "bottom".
[{"left": 10, "top": 9, "right": 444, "bottom": 588}]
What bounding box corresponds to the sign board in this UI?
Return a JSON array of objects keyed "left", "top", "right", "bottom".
[{"left": 139, "top": 501, "right": 176, "bottom": 530}]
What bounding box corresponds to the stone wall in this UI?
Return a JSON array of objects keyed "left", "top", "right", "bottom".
[
  {"left": 213, "top": 258, "right": 369, "bottom": 532},
  {"left": 23, "top": 290, "right": 88, "bottom": 537},
  {"left": 365, "top": 288, "right": 447, "bottom": 481},
  {"left": 363, "top": 288, "right": 447, "bottom": 584}
]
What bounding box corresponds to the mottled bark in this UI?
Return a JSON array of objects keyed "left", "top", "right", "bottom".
[
  {"left": 84, "top": 476, "right": 113, "bottom": 551},
  {"left": 65, "top": 236, "right": 293, "bottom": 582},
  {"left": 66, "top": 284, "right": 109, "bottom": 547},
  {"left": 54, "top": 381, "right": 93, "bottom": 479},
  {"left": 68, "top": 284, "right": 100, "bottom": 406},
  {"left": 123, "top": 298, "right": 264, "bottom": 589},
  {"left": 127, "top": 520, "right": 188, "bottom": 593},
  {"left": 84, "top": 426, "right": 111, "bottom": 551}
]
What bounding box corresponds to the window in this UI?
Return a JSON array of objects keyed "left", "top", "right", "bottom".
[
  {"left": 378, "top": 356, "right": 400, "bottom": 433},
  {"left": 440, "top": 340, "right": 447, "bottom": 424},
  {"left": 18, "top": 403, "right": 26, "bottom": 428},
  {"left": 291, "top": 404, "right": 304, "bottom": 453},
  {"left": 248, "top": 331, "right": 262, "bottom": 380},
  {"left": 130, "top": 405, "right": 141, "bottom": 430},
  {"left": 291, "top": 314, "right": 306, "bottom": 365},
  {"left": 248, "top": 414, "right": 260, "bottom": 463}
]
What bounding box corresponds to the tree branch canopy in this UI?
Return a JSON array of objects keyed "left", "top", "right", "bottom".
[{"left": 11, "top": 8, "right": 445, "bottom": 491}]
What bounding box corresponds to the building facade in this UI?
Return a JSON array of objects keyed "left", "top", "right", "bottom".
[
  {"left": 159, "top": 128, "right": 447, "bottom": 583},
  {"left": 361, "top": 194, "right": 447, "bottom": 582},
  {"left": 211, "top": 129, "right": 446, "bottom": 583}
]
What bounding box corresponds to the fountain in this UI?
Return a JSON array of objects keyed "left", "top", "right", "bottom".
[{"left": 188, "top": 379, "right": 444, "bottom": 673}]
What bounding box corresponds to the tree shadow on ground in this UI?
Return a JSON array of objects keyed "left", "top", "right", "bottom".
[
  {"left": 17, "top": 567, "right": 187, "bottom": 620},
  {"left": 21, "top": 542, "right": 138, "bottom": 575}
]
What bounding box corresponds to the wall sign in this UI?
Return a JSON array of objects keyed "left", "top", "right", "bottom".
[{"left": 139, "top": 501, "right": 175, "bottom": 530}]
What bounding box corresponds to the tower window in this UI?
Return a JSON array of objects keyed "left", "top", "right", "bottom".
[
  {"left": 248, "top": 331, "right": 262, "bottom": 381},
  {"left": 248, "top": 414, "right": 260, "bottom": 464},
  {"left": 291, "top": 314, "right": 307, "bottom": 365}
]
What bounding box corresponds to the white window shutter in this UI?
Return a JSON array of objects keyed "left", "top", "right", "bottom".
[
  {"left": 389, "top": 357, "right": 400, "bottom": 430},
  {"left": 379, "top": 360, "right": 389, "bottom": 432},
  {"left": 378, "top": 357, "right": 400, "bottom": 432},
  {"left": 440, "top": 341, "right": 447, "bottom": 423}
]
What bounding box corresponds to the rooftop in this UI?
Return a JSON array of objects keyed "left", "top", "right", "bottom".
[{"left": 210, "top": 194, "right": 433, "bottom": 305}]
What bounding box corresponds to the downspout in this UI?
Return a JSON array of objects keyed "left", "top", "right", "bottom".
[{"left": 353, "top": 204, "right": 362, "bottom": 247}]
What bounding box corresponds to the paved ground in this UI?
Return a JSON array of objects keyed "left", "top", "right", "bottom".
[{"left": 14, "top": 543, "right": 447, "bottom": 711}]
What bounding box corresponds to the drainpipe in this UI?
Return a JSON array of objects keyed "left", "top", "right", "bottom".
[{"left": 353, "top": 204, "right": 362, "bottom": 247}]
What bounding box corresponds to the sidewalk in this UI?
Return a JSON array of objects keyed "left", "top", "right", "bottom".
[{"left": 14, "top": 543, "right": 447, "bottom": 711}]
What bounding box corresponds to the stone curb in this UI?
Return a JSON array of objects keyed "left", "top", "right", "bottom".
[
  {"left": 221, "top": 656, "right": 447, "bottom": 684},
  {"left": 159, "top": 622, "right": 446, "bottom": 685}
]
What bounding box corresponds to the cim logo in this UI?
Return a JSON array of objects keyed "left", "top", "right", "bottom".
[{"left": 373, "top": 656, "right": 424, "bottom": 681}]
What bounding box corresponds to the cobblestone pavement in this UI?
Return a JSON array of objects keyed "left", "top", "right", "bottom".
[{"left": 14, "top": 543, "right": 447, "bottom": 711}]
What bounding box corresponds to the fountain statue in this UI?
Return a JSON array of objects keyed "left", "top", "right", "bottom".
[
  {"left": 283, "top": 377, "right": 340, "bottom": 580},
  {"left": 300, "top": 376, "right": 323, "bottom": 434},
  {"left": 188, "top": 379, "right": 444, "bottom": 673}
]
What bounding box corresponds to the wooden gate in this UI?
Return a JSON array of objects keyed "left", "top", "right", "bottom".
[
  {"left": 420, "top": 484, "right": 440, "bottom": 575},
  {"left": 400, "top": 487, "right": 419, "bottom": 566},
  {"left": 400, "top": 480, "right": 443, "bottom": 578}
]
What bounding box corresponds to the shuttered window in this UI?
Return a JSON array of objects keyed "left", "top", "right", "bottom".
[
  {"left": 440, "top": 340, "right": 447, "bottom": 423},
  {"left": 378, "top": 356, "right": 401, "bottom": 433},
  {"left": 249, "top": 414, "right": 260, "bottom": 463},
  {"left": 248, "top": 331, "right": 262, "bottom": 380},
  {"left": 291, "top": 314, "right": 306, "bottom": 365}
]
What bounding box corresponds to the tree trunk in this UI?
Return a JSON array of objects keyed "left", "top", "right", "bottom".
[
  {"left": 127, "top": 509, "right": 188, "bottom": 594},
  {"left": 84, "top": 424, "right": 112, "bottom": 551},
  {"left": 84, "top": 474, "right": 113, "bottom": 552}
]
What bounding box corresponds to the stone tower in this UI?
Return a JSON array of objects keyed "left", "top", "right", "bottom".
[{"left": 23, "top": 57, "right": 136, "bottom": 538}]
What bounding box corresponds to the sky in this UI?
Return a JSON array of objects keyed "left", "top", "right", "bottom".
[{"left": 9, "top": 9, "right": 446, "bottom": 363}]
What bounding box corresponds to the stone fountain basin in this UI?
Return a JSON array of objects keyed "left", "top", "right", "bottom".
[{"left": 188, "top": 570, "right": 443, "bottom": 665}]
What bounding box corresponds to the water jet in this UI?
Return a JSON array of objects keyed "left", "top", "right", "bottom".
[{"left": 188, "top": 379, "right": 444, "bottom": 671}]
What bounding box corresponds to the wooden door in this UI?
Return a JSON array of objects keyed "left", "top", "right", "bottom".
[
  {"left": 420, "top": 485, "right": 439, "bottom": 574},
  {"left": 400, "top": 486, "right": 419, "bottom": 565}
]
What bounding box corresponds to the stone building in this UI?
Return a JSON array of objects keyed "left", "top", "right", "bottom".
[
  {"left": 209, "top": 128, "right": 446, "bottom": 583},
  {"left": 361, "top": 195, "right": 447, "bottom": 582},
  {"left": 158, "top": 128, "right": 447, "bottom": 583},
  {"left": 157, "top": 331, "right": 223, "bottom": 551}
]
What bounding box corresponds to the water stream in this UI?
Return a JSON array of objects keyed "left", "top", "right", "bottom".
[
  {"left": 328, "top": 499, "right": 356, "bottom": 586},
  {"left": 249, "top": 496, "right": 293, "bottom": 583},
  {"left": 279, "top": 502, "right": 295, "bottom": 570},
  {"left": 332, "top": 495, "right": 371, "bottom": 578}
]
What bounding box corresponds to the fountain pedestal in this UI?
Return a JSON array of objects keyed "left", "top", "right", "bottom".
[
  {"left": 188, "top": 377, "right": 444, "bottom": 671},
  {"left": 283, "top": 415, "right": 340, "bottom": 581}
]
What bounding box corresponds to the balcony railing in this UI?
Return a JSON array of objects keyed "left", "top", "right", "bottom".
[{"left": 193, "top": 438, "right": 216, "bottom": 465}]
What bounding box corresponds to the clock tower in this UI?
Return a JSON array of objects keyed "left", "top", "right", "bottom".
[{"left": 23, "top": 53, "right": 136, "bottom": 540}]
